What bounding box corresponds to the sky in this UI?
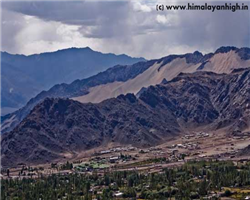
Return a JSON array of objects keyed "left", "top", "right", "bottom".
[{"left": 1, "top": 0, "right": 250, "bottom": 59}]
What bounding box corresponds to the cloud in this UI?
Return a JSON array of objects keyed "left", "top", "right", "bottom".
[
  {"left": 156, "top": 15, "right": 168, "bottom": 24},
  {"left": 132, "top": 1, "right": 152, "bottom": 12},
  {"left": 1, "top": 1, "right": 250, "bottom": 59},
  {"left": 156, "top": 14, "right": 179, "bottom": 26},
  {"left": 2, "top": 9, "right": 100, "bottom": 55},
  {"left": 1, "top": 9, "right": 26, "bottom": 53}
]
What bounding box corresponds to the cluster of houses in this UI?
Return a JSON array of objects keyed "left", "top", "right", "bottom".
[
  {"left": 182, "top": 132, "right": 210, "bottom": 140},
  {"left": 98, "top": 146, "right": 137, "bottom": 155},
  {"left": 167, "top": 141, "right": 200, "bottom": 151}
]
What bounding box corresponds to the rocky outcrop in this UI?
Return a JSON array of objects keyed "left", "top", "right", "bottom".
[
  {"left": 2, "top": 46, "right": 250, "bottom": 134},
  {"left": 2, "top": 68, "right": 250, "bottom": 167}
]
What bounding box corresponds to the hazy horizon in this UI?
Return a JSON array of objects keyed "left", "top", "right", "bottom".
[{"left": 2, "top": 45, "right": 250, "bottom": 61}]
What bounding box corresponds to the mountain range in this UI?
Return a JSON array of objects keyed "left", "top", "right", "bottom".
[
  {"left": 2, "top": 46, "right": 250, "bottom": 134},
  {"left": 2, "top": 67, "right": 250, "bottom": 167},
  {"left": 1, "top": 47, "right": 145, "bottom": 115}
]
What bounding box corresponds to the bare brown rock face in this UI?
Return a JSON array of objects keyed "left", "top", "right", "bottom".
[
  {"left": 2, "top": 46, "right": 250, "bottom": 134},
  {"left": 2, "top": 68, "right": 250, "bottom": 167}
]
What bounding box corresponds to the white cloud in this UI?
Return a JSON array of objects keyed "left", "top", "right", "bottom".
[
  {"left": 6, "top": 12, "right": 100, "bottom": 55},
  {"left": 156, "top": 15, "right": 167, "bottom": 24},
  {"left": 132, "top": 1, "right": 152, "bottom": 12},
  {"left": 1, "top": 1, "right": 250, "bottom": 59},
  {"left": 156, "top": 14, "right": 179, "bottom": 26}
]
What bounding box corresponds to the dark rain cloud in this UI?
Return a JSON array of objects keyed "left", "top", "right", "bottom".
[{"left": 1, "top": 1, "right": 250, "bottom": 59}]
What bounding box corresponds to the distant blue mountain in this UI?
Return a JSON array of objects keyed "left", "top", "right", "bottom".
[{"left": 1, "top": 47, "right": 145, "bottom": 114}]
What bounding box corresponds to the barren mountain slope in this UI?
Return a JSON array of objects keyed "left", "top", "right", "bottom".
[
  {"left": 74, "top": 47, "right": 250, "bottom": 104},
  {"left": 1, "top": 47, "right": 145, "bottom": 113},
  {"left": 73, "top": 58, "right": 200, "bottom": 103},
  {"left": 2, "top": 68, "right": 249, "bottom": 167},
  {"left": 2, "top": 46, "right": 250, "bottom": 134}
]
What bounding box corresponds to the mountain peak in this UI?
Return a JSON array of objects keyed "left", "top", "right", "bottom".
[
  {"left": 193, "top": 51, "right": 203, "bottom": 56},
  {"left": 236, "top": 47, "right": 250, "bottom": 60},
  {"left": 215, "top": 46, "right": 238, "bottom": 54},
  {"left": 117, "top": 93, "right": 137, "bottom": 103}
]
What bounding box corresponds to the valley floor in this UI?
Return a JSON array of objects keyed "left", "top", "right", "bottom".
[
  {"left": 2, "top": 129, "right": 250, "bottom": 199},
  {"left": 2, "top": 159, "right": 250, "bottom": 200}
]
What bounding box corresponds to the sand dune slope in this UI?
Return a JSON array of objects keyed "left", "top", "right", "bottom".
[
  {"left": 203, "top": 51, "right": 250, "bottom": 73},
  {"left": 73, "top": 50, "right": 250, "bottom": 104},
  {"left": 73, "top": 58, "right": 200, "bottom": 103}
]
